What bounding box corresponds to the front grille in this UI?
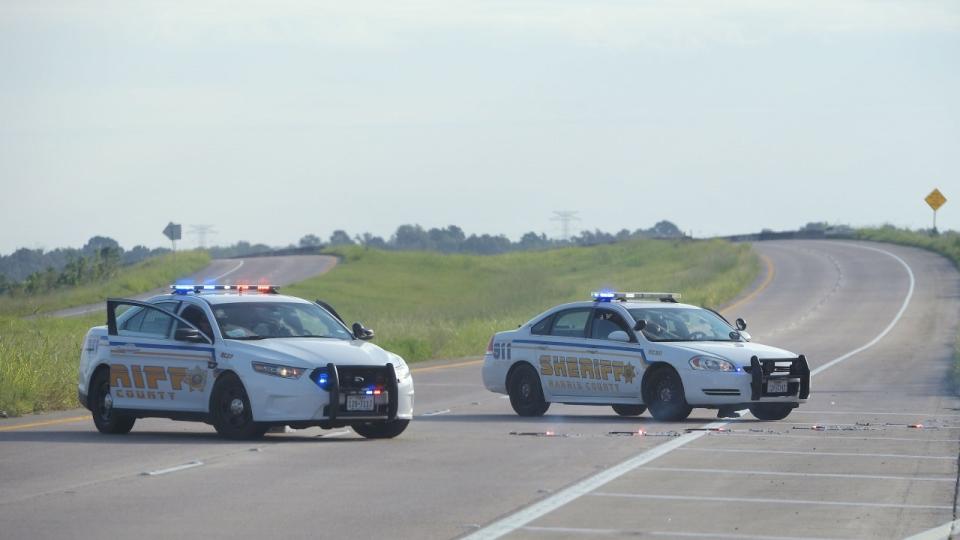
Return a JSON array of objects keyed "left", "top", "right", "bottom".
[
  {"left": 317, "top": 364, "right": 399, "bottom": 420},
  {"left": 702, "top": 388, "right": 741, "bottom": 396},
  {"left": 748, "top": 356, "right": 810, "bottom": 401}
]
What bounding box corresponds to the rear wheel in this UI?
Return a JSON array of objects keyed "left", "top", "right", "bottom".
[
  {"left": 611, "top": 404, "right": 646, "bottom": 417},
  {"left": 90, "top": 369, "right": 136, "bottom": 434},
  {"left": 352, "top": 419, "right": 410, "bottom": 439},
  {"left": 210, "top": 373, "right": 267, "bottom": 440},
  {"left": 749, "top": 403, "right": 795, "bottom": 421},
  {"left": 508, "top": 364, "right": 550, "bottom": 417},
  {"left": 645, "top": 368, "right": 692, "bottom": 422}
]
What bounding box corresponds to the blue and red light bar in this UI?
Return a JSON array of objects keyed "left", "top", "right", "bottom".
[{"left": 171, "top": 284, "right": 280, "bottom": 295}]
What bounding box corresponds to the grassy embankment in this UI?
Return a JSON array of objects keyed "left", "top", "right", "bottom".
[
  {"left": 0, "top": 252, "right": 211, "bottom": 416},
  {"left": 285, "top": 239, "right": 758, "bottom": 362},
  {"left": 0, "top": 241, "right": 757, "bottom": 417},
  {"left": 856, "top": 227, "right": 960, "bottom": 390}
]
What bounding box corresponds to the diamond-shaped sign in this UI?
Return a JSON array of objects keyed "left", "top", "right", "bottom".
[
  {"left": 925, "top": 189, "right": 947, "bottom": 211},
  {"left": 163, "top": 222, "right": 182, "bottom": 241}
]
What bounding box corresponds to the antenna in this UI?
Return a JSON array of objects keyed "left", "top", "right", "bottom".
[
  {"left": 188, "top": 225, "right": 217, "bottom": 248},
  {"left": 551, "top": 211, "right": 580, "bottom": 241}
]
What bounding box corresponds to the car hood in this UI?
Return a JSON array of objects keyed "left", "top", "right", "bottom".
[
  {"left": 225, "top": 338, "right": 396, "bottom": 368},
  {"left": 668, "top": 341, "right": 797, "bottom": 366}
]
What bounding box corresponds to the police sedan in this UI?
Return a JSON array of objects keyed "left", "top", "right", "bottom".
[
  {"left": 78, "top": 284, "right": 414, "bottom": 439},
  {"left": 482, "top": 292, "right": 809, "bottom": 421}
]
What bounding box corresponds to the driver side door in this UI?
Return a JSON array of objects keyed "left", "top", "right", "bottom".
[{"left": 107, "top": 299, "right": 215, "bottom": 413}]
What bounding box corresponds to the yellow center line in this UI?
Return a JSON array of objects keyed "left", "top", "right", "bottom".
[
  {"left": 0, "top": 415, "right": 89, "bottom": 432},
  {"left": 721, "top": 253, "right": 776, "bottom": 316},
  {"left": 412, "top": 359, "right": 483, "bottom": 373}
]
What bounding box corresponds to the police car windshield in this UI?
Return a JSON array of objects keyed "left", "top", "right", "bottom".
[
  {"left": 212, "top": 302, "right": 353, "bottom": 341},
  {"left": 627, "top": 307, "right": 739, "bottom": 343}
]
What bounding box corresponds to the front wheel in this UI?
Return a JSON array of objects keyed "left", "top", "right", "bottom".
[
  {"left": 210, "top": 373, "right": 267, "bottom": 440},
  {"left": 645, "top": 368, "right": 692, "bottom": 422},
  {"left": 612, "top": 404, "right": 646, "bottom": 417},
  {"left": 508, "top": 364, "right": 550, "bottom": 417},
  {"left": 749, "top": 403, "right": 795, "bottom": 421},
  {"left": 352, "top": 419, "right": 410, "bottom": 439},
  {"left": 90, "top": 369, "right": 136, "bottom": 434}
]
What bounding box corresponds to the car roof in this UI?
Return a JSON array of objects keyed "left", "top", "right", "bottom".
[
  {"left": 549, "top": 300, "right": 701, "bottom": 311},
  {"left": 150, "top": 292, "right": 313, "bottom": 306}
]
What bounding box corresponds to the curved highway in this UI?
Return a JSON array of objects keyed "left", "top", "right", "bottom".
[{"left": 1, "top": 241, "right": 957, "bottom": 540}]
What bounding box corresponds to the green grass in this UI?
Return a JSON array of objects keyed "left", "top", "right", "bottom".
[
  {"left": 285, "top": 239, "right": 758, "bottom": 363},
  {"left": 0, "top": 239, "right": 757, "bottom": 417},
  {"left": 0, "top": 314, "right": 100, "bottom": 416},
  {"left": 0, "top": 251, "right": 211, "bottom": 317}
]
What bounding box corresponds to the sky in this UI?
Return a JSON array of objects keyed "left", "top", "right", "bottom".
[{"left": 1, "top": 1, "right": 958, "bottom": 254}]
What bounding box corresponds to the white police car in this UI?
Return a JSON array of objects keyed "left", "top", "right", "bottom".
[
  {"left": 482, "top": 292, "right": 809, "bottom": 421},
  {"left": 77, "top": 284, "right": 414, "bottom": 439}
]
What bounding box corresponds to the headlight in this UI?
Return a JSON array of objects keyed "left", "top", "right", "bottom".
[
  {"left": 392, "top": 355, "right": 411, "bottom": 381},
  {"left": 689, "top": 356, "right": 736, "bottom": 372},
  {"left": 252, "top": 361, "right": 305, "bottom": 379}
]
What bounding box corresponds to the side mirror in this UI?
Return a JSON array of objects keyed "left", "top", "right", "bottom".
[
  {"left": 633, "top": 320, "right": 647, "bottom": 331},
  {"left": 735, "top": 318, "right": 747, "bottom": 331},
  {"left": 607, "top": 330, "right": 630, "bottom": 343},
  {"left": 175, "top": 327, "right": 207, "bottom": 343},
  {"left": 352, "top": 322, "right": 375, "bottom": 341}
]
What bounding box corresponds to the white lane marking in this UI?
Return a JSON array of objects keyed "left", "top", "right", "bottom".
[
  {"left": 903, "top": 518, "right": 960, "bottom": 540},
  {"left": 142, "top": 461, "right": 204, "bottom": 476},
  {"left": 792, "top": 410, "right": 960, "bottom": 418},
  {"left": 211, "top": 260, "right": 245, "bottom": 281},
  {"left": 464, "top": 243, "right": 917, "bottom": 540},
  {"left": 810, "top": 243, "right": 915, "bottom": 377},
  {"left": 420, "top": 409, "right": 451, "bottom": 417},
  {"left": 679, "top": 447, "right": 955, "bottom": 460},
  {"left": 463, "top": 422, "right": 725, "bottom": 540},
  {"left": 522, "top": 526, "right": 838, "bottom": 540},
  {"left": 591, "top": 492, "right": 953, "bottom": 511},
  {"left": 319, "top": 429, "right": 352, "bottom": 438},
  {"left": 642, "top": 466, "right": 955, "bottom": 483}
]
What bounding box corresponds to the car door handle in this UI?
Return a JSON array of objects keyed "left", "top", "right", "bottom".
[{"left": 587, "top": 349, "right": 599, "bottom": 354}]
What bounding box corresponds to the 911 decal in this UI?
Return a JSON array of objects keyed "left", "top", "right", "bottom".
[{"left": 493, "top": 342, "right": 512, "bottom": 360}]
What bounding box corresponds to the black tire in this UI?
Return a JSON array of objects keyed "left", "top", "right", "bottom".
[
  {"left": 90, "top": 368, "right": 136, "bottom": 434},
  {"left": 749, "top": 403, "right": 795, "bottom": 421},
  {"left": 612, "top": 404, "right": 647, "bottom": 417},
  {"left": 508, "top": 364, "right": 550, "bottom": 417},
  {"left": 352, "top": 419, "right": 410, "bottom": 439},
  {"left": 645, "top": 368, "right": 692, "bottom": 422},
  {"left": 210, "top": 373, "right": 267, "bottom": 440}
]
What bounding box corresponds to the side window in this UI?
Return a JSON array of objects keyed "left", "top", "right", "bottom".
[
  {"left": 549, "top": 309, "right": 591, "bottom": 338},
  {"left": 118, "top": 306, "right": 176, "bottom": 339},
  {"left": 179, "top": 304, "right": 214, "bottom": 339},
  {"left": 590, "top": 310, "right": 632, "bottom": 341},
  {"left": 531, "top": 315, "right": 554, "bottom": 335}
]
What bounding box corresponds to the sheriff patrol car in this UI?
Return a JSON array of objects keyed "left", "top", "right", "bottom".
[
  {"left": 77, "top": 284, "right": 414, "bottom": 439},
  {"left": 482, "top": 292, "right": 810, "bottom": 421}
]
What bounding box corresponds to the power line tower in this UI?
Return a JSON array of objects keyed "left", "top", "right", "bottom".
[
  {"left": 189, "top": 225, "right": 217, "bottom": 249},
  {"left": 551, "top": 211, "right": 580, "bottom": 241}
]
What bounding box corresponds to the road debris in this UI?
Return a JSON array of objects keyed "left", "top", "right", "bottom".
[{"left": 510, "top": 431, "right": 569, "bottom": 438}]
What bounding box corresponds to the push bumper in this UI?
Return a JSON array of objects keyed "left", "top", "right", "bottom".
[{"left": 684, "top": 355, "right": 810, "bottom": 407}]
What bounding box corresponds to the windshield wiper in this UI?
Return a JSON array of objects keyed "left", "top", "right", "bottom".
[{"left": 228, "top": 335, "right": 267, "bottom": 340}]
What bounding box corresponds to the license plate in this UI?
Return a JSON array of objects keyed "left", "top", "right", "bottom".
[
  {"left": 767, "top": 379, "right": 788, "bottom": 393},
  {"left": 346, "top": 395, "right": 375, "bottom": 411}
]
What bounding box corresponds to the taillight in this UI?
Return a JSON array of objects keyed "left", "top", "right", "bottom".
[{"left": 486, "top": 335, "right": 495, "bottom": 354}]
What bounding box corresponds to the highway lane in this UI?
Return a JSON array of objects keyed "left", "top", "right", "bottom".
[
  {"left": 47, "top": 254, "right": 338, "bottom": 317},
  {"left": 0, "top": 240, "right": 957, "bottom": 540}
]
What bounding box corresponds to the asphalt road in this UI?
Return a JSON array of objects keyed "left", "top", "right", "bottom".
[
  {"left": 47, "top": 254, "right": 339, "bottom": 317},
  {"left": 1, "top": 240, "right": 958, "bottom": 540}
]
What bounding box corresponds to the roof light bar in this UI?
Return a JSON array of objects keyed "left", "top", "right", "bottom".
[
  {"left": 590, "top": 291, "right": 682, "bottom": 302},
  {"left": 170, "top": 284, "right": 280, "bottom": 295}
]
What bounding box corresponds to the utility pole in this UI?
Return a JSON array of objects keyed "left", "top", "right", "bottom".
[
  {"left": 189, "top": 225, "right": 217, "bottom": 249},
  {"left": 551, "top": 211, "right": 580, "bottom": 241}
]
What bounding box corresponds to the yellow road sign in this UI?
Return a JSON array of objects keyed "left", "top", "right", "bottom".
[{"left": 926, "top": 189, "right": 947, "bottom": 211}]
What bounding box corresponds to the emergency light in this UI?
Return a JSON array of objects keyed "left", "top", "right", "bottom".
[
  {"left": 170, "top": 283, "right": 280, "bottom": 295},
  {"left": 590, "top": 291, "right": 682, "bottom": 302}
]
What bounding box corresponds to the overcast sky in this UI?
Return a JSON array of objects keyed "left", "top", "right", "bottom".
[{"left": 1, "top": 1, "right": 958, "bottom": 254}]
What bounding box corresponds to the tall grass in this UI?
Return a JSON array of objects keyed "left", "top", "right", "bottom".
[
  {"left": 0, "top": 251, "right": 211, "bottom": 317},
  {"left": 285, "top": 239, "right": 758, "bottom": 362}
]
